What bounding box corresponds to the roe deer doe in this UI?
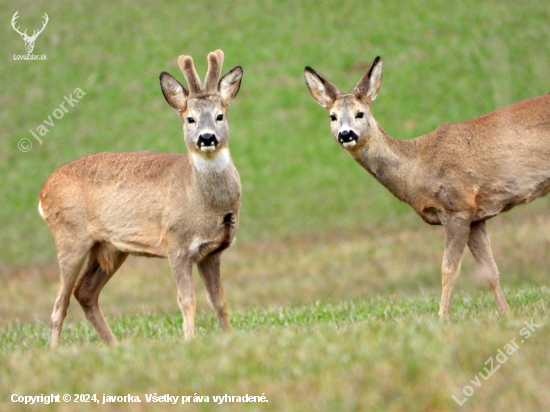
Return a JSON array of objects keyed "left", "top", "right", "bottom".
[
  {"left": 39, "top": 50, "right": 243, "bottom": 346},
  {"left": 304, "top": 56, "right": 550, "bottom": 316}
]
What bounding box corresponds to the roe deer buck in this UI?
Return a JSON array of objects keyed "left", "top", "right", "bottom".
[
  {"left": 39, "top": 50, "right": 243, "bottom": 346},
  {"left": 304, "top": 56, "right": 550, "bottom": 316}
]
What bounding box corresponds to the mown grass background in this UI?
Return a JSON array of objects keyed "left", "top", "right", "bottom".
[{"left": 1, "top": 0, "right": 550, "bottom": 410}]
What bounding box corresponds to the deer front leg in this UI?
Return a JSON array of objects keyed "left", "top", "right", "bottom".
[
  {"left": 197, "top": 253, "right": 233, "bottom": 333},
  {"left": 168, "top": 252, "right": 196, "bottom": 340},
  {"left": 439, "top": 215, "right": 471, "bottom": 317},
  {"left": 467, "top": 220, "right": 510, "bottom": 314}
]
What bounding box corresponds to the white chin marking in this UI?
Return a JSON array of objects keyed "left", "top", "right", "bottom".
[
  {"left": 200, "top": 145, "right": 216, "bottom": 152},
  {"left": 342, "top": 141, "right": 357, "bottom": 148},
  {"left": 191, "top": 148, "right": 232, "bottom": 173}
]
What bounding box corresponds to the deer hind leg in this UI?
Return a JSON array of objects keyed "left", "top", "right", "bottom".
[
  {"left": 50, "top": 240, "right": 92, "bottom": 348},
  {"left": 73, "top": 243, "right": 128, "bottom": 345},
  {"left": 197, "top": 253, "right": 233, "bottom": 333},
  {"left": 168, "top": 251, "right": 195, "bottom": 339},
  {"left": 467, "top": 220, "right": 510, "bottom": 314},
  {"left": 439, "top": 215, "right": 471, "bottom": 317}
]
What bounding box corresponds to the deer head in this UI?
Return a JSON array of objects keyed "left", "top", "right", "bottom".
[
  {"left": 159, "top": 50, "right": 243, "bottom": 158},
  {"left": 11, "top": 11, "right": 49, "bottom": 54},
  {"left": 304, "top": 57, "right": 383, "bottom": 152}
]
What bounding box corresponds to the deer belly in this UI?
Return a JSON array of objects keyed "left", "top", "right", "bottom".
[
  {"left": 475, "top": 176, "right": 550, "bottom": 219},
  {"left": 108, "top": 237, "right": 166, "bottom": 257},
  {"left": 97, "top": 223, "right": 166, "bottom": 257}
]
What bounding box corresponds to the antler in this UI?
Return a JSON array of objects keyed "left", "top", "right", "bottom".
[
  {"left": 11, "top": 11, "right": 28, "bottom": 37},
  {"left": 29, "top": 13, "right": 49, "bottom": 41},
  {"left": 178, "top": 55, "right": 202, "bottom": 95},
  {"left": 204, "top": 50, "right": 224, "bottom": 93},
  {"left": 177, "top": 50, "right": 225, "bottom": 96}
]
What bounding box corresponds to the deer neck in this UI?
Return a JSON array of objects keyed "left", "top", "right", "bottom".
[
  {"left": 351, "top": 124, "right": 417, "bottom": 204},
  {"left": 189, "top": 148, "right": 240, "bottom": 208}
]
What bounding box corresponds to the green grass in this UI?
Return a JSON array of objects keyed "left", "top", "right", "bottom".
[
  {"left": 2, "top": 289, "right": 549, "bottom": 351},
  {"left": 2, "top": 0, "right": 550, "bottom": 410},
  {"left": 1, "top": 291, "right": 549, "bottom": 411}
]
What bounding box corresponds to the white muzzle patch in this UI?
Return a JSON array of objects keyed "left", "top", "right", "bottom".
[{"left": 200, "top": 145, "right": 216, "bottom": 152}]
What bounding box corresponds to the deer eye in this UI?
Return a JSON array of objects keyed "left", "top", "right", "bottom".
[
  {"left": 356, "top": 112, "right": 364, "bottom": 119},
  {"left": 187, "top": 117, "right": 195, "bottom": 124},
  {"left": 330, "top": 114, "right": 337, "bottom": 121},
  {"left": 216, "top": 114, "right": 224, "bottom": 121}
]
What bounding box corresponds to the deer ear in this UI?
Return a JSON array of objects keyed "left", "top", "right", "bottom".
[
  {"left": 353, "top": 56, "right": 383, "bottom": 102},
  {"left": 219, "top": 66, "right": 243, "bottom": 106},
  {"left": 159, "top": 72, "right": 189, "bottom": 112},
  {"left": 304, "top": 67, "right": 340, "bottom": 109}
]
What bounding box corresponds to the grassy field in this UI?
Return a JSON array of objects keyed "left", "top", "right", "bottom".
[
  {"left": 1, "top": 291, "right": 550, "bottom": 411},
  {"left": 2, "top": 0, "right": 550, "bottom": 410}
]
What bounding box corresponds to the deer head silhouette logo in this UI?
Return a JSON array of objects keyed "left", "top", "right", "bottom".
[{"left": 11, "top": 11, "right": 49, "bottom": 54}]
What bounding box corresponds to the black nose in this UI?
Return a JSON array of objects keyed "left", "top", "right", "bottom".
[
  {"left": 197, "top": 133, "right": 218, "bottom": 147},
  {"left": 338, "top": 130, "right": 358, "bottom": 143}
]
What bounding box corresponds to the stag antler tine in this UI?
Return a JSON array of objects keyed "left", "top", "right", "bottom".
[
  {"left": 204, "top": 50, "right": 225, "bottom": 93},
  {"left": 32, "top": 13, "right": 49, "bottom": 38},
  {"left": 11, "top": 11, "right": 24, "bottom": 35},
  {"left": 214, "top": 49, "right": 224, "bottom": 66},
  {"left": 178, "top": 55, "right": 202, "bottom": 95}
]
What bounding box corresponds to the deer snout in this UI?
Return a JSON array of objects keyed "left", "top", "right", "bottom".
[
  {"left": 197, "top": 133, "right": 219, "bottom": 152},
  {"left": 338, "top": 130, "right": 359, "bottom": 148}
]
